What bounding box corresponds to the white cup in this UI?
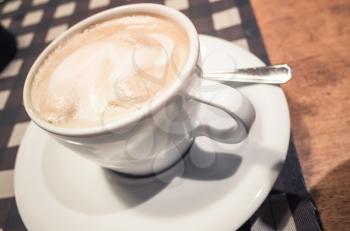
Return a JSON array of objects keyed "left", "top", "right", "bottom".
[{"left": 23, "top": 4, "right": 255, "bottom": 175}]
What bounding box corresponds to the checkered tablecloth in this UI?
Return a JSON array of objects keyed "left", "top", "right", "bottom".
[{"left": 0, "top": 0, "right": 322, "bottom": 230}]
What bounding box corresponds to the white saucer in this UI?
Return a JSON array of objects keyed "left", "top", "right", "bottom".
[{"left": 15, "top": 35, "right": 290, "bottom": 231}]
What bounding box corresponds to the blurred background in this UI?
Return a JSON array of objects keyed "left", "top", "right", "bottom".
[{"left": 251, "top": 1, "right": 350, "bottom": 230}]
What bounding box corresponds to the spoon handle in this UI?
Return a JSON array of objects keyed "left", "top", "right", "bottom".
[{"left": 202, "top": 64, "right": 292, "bottom": 84}]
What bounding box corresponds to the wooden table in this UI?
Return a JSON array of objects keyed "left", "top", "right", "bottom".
[{"left": 251, "top": 0, "right": 350, "bottom": 230}]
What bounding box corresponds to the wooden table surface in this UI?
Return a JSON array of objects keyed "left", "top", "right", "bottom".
[{"left": 251, "top": 0, "right": 350, "bottom": 230}]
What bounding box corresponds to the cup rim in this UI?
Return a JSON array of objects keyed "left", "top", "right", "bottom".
[{"left": 23, "top": 3, "right": 199, "bottom": 137}]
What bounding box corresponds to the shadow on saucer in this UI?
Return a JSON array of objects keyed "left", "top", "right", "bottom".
[
  {"left": 42, "top": 133, "right": 288, "bottom": 218},
  {"left": 42, "top": 137, "right": 242, "bottom": 216},
  {"left": 102, "top": 142, "right": 242, "bottom": 215}
]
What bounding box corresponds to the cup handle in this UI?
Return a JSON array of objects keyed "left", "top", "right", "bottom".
[{"left": 187, "top": 79, "right": 255, "bottom": 143}]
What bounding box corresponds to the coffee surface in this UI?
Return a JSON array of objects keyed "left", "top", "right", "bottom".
[{"left": 30, "top": 14, "right": 189, "bottom": 128}]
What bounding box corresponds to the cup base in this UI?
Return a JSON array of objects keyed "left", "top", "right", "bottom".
[{"left": 104, "top": 138, "right": 195, "bottom": 177}]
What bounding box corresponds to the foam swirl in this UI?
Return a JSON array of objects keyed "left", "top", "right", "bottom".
[{"left": 30, "top": 15, "right": 189, "bottom": 128}]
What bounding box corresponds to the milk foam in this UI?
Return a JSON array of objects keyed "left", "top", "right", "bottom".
[{"left": 30, "top": 15, "right": 189, "bottom": 128}]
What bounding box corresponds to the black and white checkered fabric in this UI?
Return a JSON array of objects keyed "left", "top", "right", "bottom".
[{"left": 0, "top": 0, "right": 322, "bottom": 230}]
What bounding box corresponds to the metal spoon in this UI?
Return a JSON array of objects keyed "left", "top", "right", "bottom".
[{"left": 202, "top": 64, "right": 292, "bottom": 84}]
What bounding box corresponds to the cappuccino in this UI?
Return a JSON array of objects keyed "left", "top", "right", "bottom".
[{"left": 30, "top": 14, "right": 189, "bottom": 128}]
